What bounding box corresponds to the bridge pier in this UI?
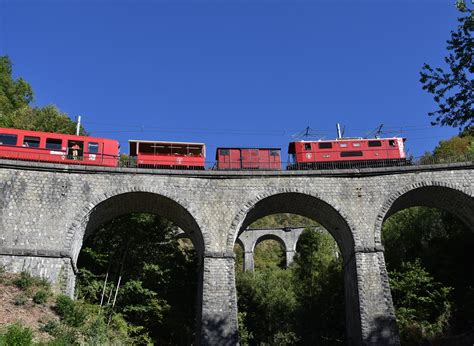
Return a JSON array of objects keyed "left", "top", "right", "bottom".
[
  {"left": 199, "top": 252, "right": 239, "bottom": 346},
  {"left": 243, "top": 251, "right": 254, "bottom": 272},
  {"left": 345, "top": 247, "right": 400, "bottom": 345},
  {"left": 285, "top": 250, "right": 296, "bottom": 268}
]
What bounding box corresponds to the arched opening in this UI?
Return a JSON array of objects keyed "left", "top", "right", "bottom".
[
  {"left": 232, "top": 193, "right": 354, "bottom": 345},
  {"left": 234, "top": 239, "right": 244, "bottom": 273},
  {"left": 72, "top": 192, "right": 204, "bottom": 344},
  {"left": 379, "top": 186, "right": 474, "bottom": 344},
  {"left": 253, "top": 235, "right": 286, "bottom": 270}
]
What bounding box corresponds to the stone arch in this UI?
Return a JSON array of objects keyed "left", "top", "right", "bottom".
[
  {"left": 227, "top": 189, "right": 356, "bottom": 260},
  {"left": 252, "top": 233, "right": 287, "bottom": 253},
  {"left": 234, "top": 237, "right": 245, "bottom": 252},
  {"left": 374, "top": 181, "right": 474, "bottom": 245},
  {"left": 67, "top": 188, "right": 205, "bottom": 264}
]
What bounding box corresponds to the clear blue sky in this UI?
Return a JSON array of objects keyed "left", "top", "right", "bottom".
[{"left": 0, "top": 0, "right": 462, "bottom": 158}]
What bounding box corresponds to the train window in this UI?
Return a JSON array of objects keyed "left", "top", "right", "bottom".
[
  {"left": 339, "top": 143, "right": 348, "bottom": 147},
  {"left": 318, "top": 142, "right": 332, "bottom": 149},
  {"left": 270, "top": 150, "right": 279, "bottom": 156},
  {"left": 389, "top": 140, "right": 396, "bottom": 147},
  {"left": 220, "top": 149, "right": 230, "bottom": 156},
  {"left": 23, "top": 136, "right": 40, "bottom": 148},
  {"left": 0, "top": 133, "right": 18, "bottom": 145},
  {"left": 352, "top": 143, "right": 361, "bottom": 147},
  {"left": 341, "top": 151, "right": 363, "bottom": 157},
  {"left": 88, "top": 142, "right": 99, "bottom": 153},
  {"left": 368, "top": 140, "right": 382, "bottom": 147},
  {"left": 46, "top": 138, "right": 62, "bottom": 150},
  {"left": 304, "top": 143, "right": 312, "bottom": 150}
]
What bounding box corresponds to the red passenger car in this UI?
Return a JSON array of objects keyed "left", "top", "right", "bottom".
[
  {"left": 0, "top": 127, "right": 119, "bottom": 167},
  {"left": 129, "top": 140, "right": 205, "bottom": 169},
  {"left": 216, "top": 148, "right": 281, "bottom": 170},
  {"left": 288, "top": 137, "right": 407, "bottom": 169}
]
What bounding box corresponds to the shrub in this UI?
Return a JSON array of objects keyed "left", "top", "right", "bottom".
[
  {"left": 55, "top": 295, "right": 86, "bottom": 327},
  {"left": 14, "top": 294, "right": 28, "bottom": 306},
  {"left": 33, "top": 289, "right": 49, "bottom": 305},
  {"left": 13, "top": 272, "right": 34, "bottom": 290},
  {"left": 39, "top": 320, "right": 59, "bottom": 335},
  {"left": 0, "top": 323, "right": 33, "bottom": 345}
]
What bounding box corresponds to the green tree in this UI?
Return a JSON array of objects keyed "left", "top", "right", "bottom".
[
  {"left": 419, "top": 3, "right": 473, "bottom": 131},
  {"left": 292, "top": 230, "right": 345, "bottom": 345},
  {"left": 0, "top": 56, "right": 34, "bottom": 115},
  {"left": 389, "top": 260, "right": 452, "bottom": 345},
  {"left": 0, "top": 55, "right": 85, "bottom": 135},
  {"left": 76, "top": 213, "right": 197, "bottom": 344}
]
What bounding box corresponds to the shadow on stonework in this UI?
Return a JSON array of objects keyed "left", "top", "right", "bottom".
[
  {"left": 201, "top": 314, "right": 239, "bottom": 346},
  {"left": 364, "top": 316, "right": 400, "bottom": 346}
]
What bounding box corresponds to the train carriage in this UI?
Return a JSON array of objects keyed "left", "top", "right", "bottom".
[
  {"left": 216, "top": 147, "right": 281, "bottom": 170},
  {"left": 129, "top": 140, "right": 206, "bottom": 169},
  {"left": 0, "top": 127, "right": 119, "bottom": 167},
  {"left": 288, "top": 137, "right": 407, "bottom": 169}
]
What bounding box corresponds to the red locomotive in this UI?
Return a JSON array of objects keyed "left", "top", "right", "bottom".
[
  {"left": 0, "top": 127, "right": 119, "bottom": 167},
  {"left": 216, "top": 147, "right": 281, "bottom": 170},
  {"left": 129, "top": 140, "right": 205, "bottom": 169},
  {"left": 288, "top": 137, "right": 407, "bottom": 169}
]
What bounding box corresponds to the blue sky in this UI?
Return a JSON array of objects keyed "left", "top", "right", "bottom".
[{"left": 0, "top": 0, "right": 463, "bottom": 158}]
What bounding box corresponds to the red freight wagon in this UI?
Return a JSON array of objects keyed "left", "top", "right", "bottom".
[
  {"left": 0, "top": 127, "right": 119, "bottom": 167},
  {"left": 288, "top": 137, "right": 406, "bottom": 168},
  {"left": 216, "top": 148, "right": 281, "bottom": 170},
  {"left": 129, "top": 140, "right": 205, "bottom": 169}
]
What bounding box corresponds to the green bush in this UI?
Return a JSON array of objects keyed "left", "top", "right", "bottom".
[
  {"left": 33, "top": 289, "right": 49, "bottom": 305},
  {"left": 14, "top": 294, "right": 28, "bottom": 306},
  {"left": 0, "top": 323, "right": 33, "bottom": 345},
  {"left": 13, "top": 272, "right": 34, "bottom": 290},
  {"left": 39, "top": 320, "right": 59, "bottom": 335},
  {"left": 54, "top": 295, "right": 86, "bottom": 328}
]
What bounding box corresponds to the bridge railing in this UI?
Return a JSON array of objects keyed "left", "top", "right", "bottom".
[{"left": 0, "top": 148, "right": 472, "bottom": 171}]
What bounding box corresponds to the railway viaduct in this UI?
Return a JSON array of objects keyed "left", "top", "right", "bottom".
[{"left": 0, "top": 159, "right": 472, "bottom": 345}]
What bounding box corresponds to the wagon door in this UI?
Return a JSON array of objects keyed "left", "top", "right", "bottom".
[{"left": 241, "top": 149, "right": 259, "bottom": 169}]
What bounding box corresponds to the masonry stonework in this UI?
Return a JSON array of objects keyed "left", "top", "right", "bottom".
[{"left": 0, "top": 160, "right": 472, "bottom": 345}]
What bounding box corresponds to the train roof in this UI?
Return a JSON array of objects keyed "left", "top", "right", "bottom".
[
  {"left": 291, "top": 136, "right": 405, "bottom": 143},
  {"left": 216, "top": 147, "right": 281, "bottom": 150},
  {"left": 128, "top": 139, "right": 205, "bottom": 146},
  {"left": 0, "top": 127, "right": 118, "bottom": 143}
]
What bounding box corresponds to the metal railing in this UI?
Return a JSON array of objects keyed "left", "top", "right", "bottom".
[{"left": 0, "top": 147, "right": 472, "bottom": 171}]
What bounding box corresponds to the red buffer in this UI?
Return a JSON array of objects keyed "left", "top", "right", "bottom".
[
  {"left": 216, "top": 148, "right": 282, "bottom": 170},
  {"left": 0, "top": 127, "right": 119, "bottom": 167}
]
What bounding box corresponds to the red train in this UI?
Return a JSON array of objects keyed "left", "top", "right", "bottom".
[
  {"left": 129, "top": 139, "right": 205, "bottom": 169},
  {"left": 288, "top": 137, "right": 406, "bottom": 169},
  {"left": 216, "top": 148, "right": 281, "bottom": 170},
  {"left": 0, "top": 128, "right": 119, "bottom": 167},
  {"left": 0, "top": 127, "right": 407, "bottom": 170}
]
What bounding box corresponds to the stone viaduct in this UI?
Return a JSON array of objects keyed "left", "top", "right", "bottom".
[
  {"left": 0, "top": 159, "right": 472, "bottom": 345},
  {"left": 236, "top": 226, "right": 324, "bottom": 271}
]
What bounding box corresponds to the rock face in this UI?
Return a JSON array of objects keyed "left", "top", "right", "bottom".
[{"left": 0, "top": 160, "right": 472, "bottom": 345}]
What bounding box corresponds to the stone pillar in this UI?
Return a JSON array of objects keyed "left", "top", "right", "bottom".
[
  {"left": 285, "top": 250, "right": 296, "bottom": 268},
  {"left": 243, "top": 251, "right": 254, "bottom": 272},
  {"left": 346, "top": 246, "right": 400, "bottom": 345},
  {"left": 199, "top": 252, "right": 239, "bottom": 346}
]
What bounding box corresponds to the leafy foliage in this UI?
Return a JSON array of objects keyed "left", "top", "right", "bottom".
[
  {"left": 0, "top": 323, "right": 33, "bottom": 346},
  {"left": 419, "top": 8, "right": 473, "bottom": 131},
  {"left": 0, "top": 56, "right": 33, "bottom": 115},
  {"left": 236, "top": 223, "right": 345, "bottom": 345},
  {"left": 76, "top": 213, "right": 198, "bottom": 344},
  {"left": 389, "top": 260, "right": 452, "bottom": 344}
]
